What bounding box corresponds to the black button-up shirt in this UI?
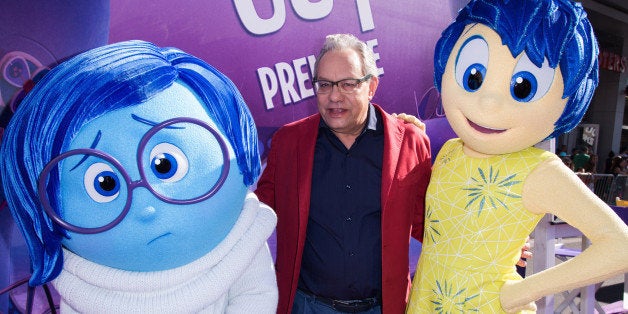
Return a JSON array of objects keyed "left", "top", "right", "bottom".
[{"left": 298, "top": 104, "right": 384, "bottom": 300}]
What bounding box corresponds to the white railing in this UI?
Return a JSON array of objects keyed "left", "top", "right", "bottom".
[{"left": 576, "top": 173, "right": 627, "bottom": 205}]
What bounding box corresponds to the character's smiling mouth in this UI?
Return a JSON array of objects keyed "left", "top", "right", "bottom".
[
  {"left": 467, "top": 119, "right": 506, "bottom": 134},
  {"left": 147, "top": 232, "right": 172, "bottom": 245}
]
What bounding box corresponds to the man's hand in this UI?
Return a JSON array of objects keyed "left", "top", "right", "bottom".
[
  {"left": 392, "top": 113, "right": 426, "bottom": 131},
  {"left": 517, "top": 237, "right": 532, "bottom": 267}
]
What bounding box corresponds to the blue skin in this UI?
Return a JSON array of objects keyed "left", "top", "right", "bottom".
[{"left": 58, "top": 81, "right": 247, "bottom": 271}]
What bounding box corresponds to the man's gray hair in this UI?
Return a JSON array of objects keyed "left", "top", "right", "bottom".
[{"left": 314, "top": 33, "right": 378, "bottom": 79}]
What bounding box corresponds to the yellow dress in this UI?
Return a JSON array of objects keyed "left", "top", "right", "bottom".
[{"left": 407, "top": 139, "right": 552, "bottom": 313}]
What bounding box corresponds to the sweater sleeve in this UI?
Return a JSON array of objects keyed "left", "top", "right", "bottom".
[{"left": 225, "top": 242, "right": 278, "bottom": 313}]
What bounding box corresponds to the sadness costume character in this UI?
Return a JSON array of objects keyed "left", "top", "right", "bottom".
[
  {"left": 0, "top": 40, "right": 278, "bottom": 313},
  {"left": 407, "top": 1, "right": 628, "bottom": 313}
]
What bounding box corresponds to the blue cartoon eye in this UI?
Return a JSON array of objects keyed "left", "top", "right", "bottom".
[
  {"left": 510, "top": 72, "right": 537, "bottom": 102},
  {"left": 84, "top": 163, "right": 121, "bottom": 203},
  {"left": 510, "top": 53, "right": 555, "bottom": 102},
  {"left": 462, "top": 64, "right": 486, "bottom": 91},
  {"left": 149, "top": 143, "right": 189, "bottom": 182},
  {"left": 455, "top": 35, "right": 489, "bottom": 92}
]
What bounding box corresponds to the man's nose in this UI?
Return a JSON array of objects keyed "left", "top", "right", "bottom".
[{"left": 329, "top": 83, "right": 343, "bottom": 101}]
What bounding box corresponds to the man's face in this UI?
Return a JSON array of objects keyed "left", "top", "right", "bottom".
[{"left": 315, "top": 49, "right": 378, "bottom": 138}]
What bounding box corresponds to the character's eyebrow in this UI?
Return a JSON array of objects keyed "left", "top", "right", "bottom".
[
  {"left": 131, "top": 114, "right": 185, "bottom": 129},
  {"left": 68, "top": 114, "right": 186, "bottom": 171},
  {"left": 462, "top": 23, "right": 480, "bottom": 37},
  {"left": 69, "top": 130, "right": 102, "bottom": 171}
]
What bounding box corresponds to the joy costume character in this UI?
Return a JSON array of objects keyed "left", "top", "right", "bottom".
[
  {"left": 0, "top": 40, "right": 278, "bottom": 313},
  {"left": 407, "top": 0, "right": 628, "bottom": 313}
]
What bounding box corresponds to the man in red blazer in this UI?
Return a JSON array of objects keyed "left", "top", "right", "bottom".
[{"left": 255, "top": 33, "right": 431, "bottom": 313}]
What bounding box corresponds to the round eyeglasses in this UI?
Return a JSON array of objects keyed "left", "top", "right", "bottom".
[
  {"left": 37, "top": 117, "right": 230, "bottom": 234},
  {"left": 312, "top": 74, "right": 373, "bottom": 94}
]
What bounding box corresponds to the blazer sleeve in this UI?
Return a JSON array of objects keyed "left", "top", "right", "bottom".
[
  {"left": 410, "top": 128, "right": 432, "bottom": 242},
  {"left": 255, "top": 130, "right": 280, "bottom": 210}
]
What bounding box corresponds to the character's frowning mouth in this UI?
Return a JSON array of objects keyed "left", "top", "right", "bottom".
[
  {"left": 467, "top": 119, "right": 506, "bottom": 134},
  {"left": 147, "top": 232, "right": 172, "bottom": 245}
]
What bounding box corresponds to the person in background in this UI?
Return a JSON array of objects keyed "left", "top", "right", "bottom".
[
  {"left": 561, "top": 157, "right": 575, "bottom": 171},
  {"left": 570, "top": 147, "right": 578, "bottom": 161},
  {"left": 255, "top": 33, "right": 432, "bottom": 313},
  {"left": 604, "top": 150, "right": 615, "bottom": 174},
  {"left": 610, "top": 155, "right": 628, "bottom": 176},
  {"left": 572, "top": 146, "right": 591, "bottom": 172},
  {"left": 577, "top": 154, "right": 598, "bottom": 190},
  {"left": 556, "top": 144, "right": 568, "bottom": 157},
  {"left": 582, "top": 154, "right": 598, "bottom": 174}
]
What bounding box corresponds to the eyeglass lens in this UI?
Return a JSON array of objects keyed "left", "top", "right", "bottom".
[
  {"left": 313, "top": 75, "right": 371, "bottom": 94},
  {"left": 38, "top": 118, "right": 229, "bottom": 234}
]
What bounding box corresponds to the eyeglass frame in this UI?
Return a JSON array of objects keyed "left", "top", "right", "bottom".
[
  {"left": 312, "top": 74, "right": 373, "bottom": 94},
  {"left": 37, "top": 116, "right": 230, "bottom": 235}
]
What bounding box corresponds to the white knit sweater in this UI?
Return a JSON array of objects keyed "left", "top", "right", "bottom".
[{"left": 53, "top": 192, "right": 278, "bottom": 313}]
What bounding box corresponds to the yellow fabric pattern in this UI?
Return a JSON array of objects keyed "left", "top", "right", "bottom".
[{"left": 407, "top": 138, "right": 553, "bottom": 313}]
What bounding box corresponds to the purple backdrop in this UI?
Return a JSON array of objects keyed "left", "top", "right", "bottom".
[
  {"left": 0, "top": 2, "right": 110, "bottom": 311},
  {"left": 109, "top": 0, "right": 463, "bottom": 157},
  {"left": 0, "top": 2, "right": 465, "bottom": 311},
  {"left": 0, "top": 1, "right": 109, "bottom": 110}
]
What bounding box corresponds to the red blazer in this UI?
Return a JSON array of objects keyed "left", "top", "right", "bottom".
[{"left": 255, "top": 104, "right": 431, "bottom": 314}]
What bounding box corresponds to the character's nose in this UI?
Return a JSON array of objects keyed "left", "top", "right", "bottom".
[
  {"left": 477, "top": 88, "right": 504, "bottom": 112},
  {"left": 137, "top": 206, "right": 157, "bottom": 222},
  {"left": 126, "top": 183, "right": 160, "bottom": 222}
]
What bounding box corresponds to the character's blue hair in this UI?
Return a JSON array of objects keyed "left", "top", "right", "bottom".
[
  {"left": 434, "top": 0, "right": 599, "bottom": 139},
  {"left": 0, "top": 40, "right": 260, "bottom": 285}
]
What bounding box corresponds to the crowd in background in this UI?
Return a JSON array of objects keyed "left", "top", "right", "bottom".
[
  {"left": 557, "top": 144, "right": 628, "bottom": 204},
  {"left": 557, "top": 144, "right": 628, "bottom": 176}
]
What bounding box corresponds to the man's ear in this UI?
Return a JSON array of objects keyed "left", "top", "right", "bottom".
[{"left": 368, "top": 76, "right": 379, "bottom": 100}]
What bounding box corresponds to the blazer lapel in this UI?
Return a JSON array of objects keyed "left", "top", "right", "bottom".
[{"left": 378, "top": 106, "right": 404, "bottom": 214}]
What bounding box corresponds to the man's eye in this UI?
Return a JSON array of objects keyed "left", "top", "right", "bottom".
[
  {"left": 319, "top": 82, "right": 331, "bottom": 88},
  {"left": 341, "top": 81, "right": 357, "bottom": 88}
]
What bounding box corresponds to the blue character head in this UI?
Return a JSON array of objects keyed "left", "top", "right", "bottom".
[
  {"left": 434, "top": 0, "right": 598, "bottom": 140},
  {"left": 0, "top": 40, "right": 261, "bottom": 285}
]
